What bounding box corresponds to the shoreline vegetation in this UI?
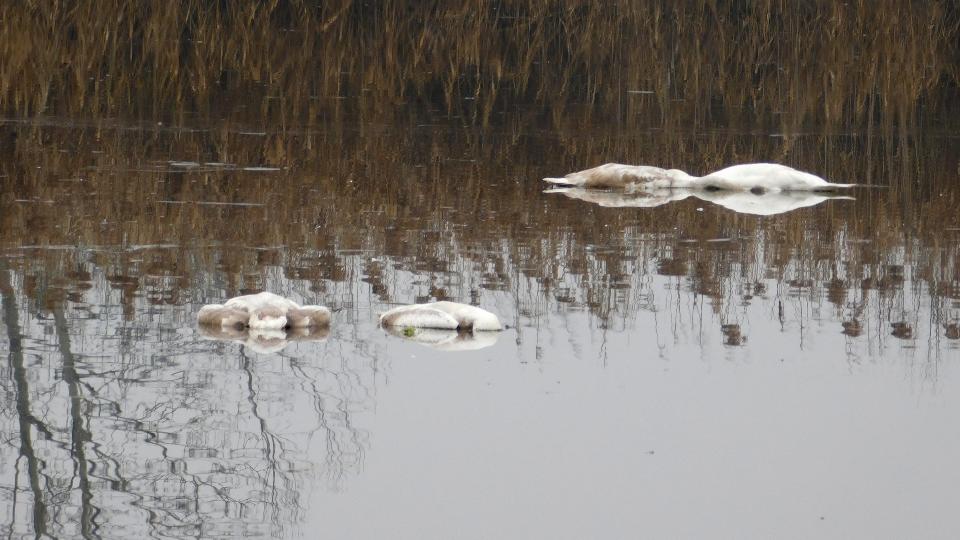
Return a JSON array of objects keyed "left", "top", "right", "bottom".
[{"left": 1, "top": 1, "right": 958, "bottom": 131}]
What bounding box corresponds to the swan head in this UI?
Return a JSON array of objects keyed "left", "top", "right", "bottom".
[{"left": 248, "top": 306, "right": 288, "bottom": 329}]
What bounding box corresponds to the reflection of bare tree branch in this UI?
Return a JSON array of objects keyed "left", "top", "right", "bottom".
[
  {"left": 288, "top": 360, "right": 367, "bottom": 488},
  {"left": 85, "top": 432, "right": 159, "bottom": 540},
  {"left": 7, "top": 457, "right": 18, "bottom": 540},
  {"left": 53, "top": 307, "right": 101, "bottom": 539},
  {"left": 0, "top": 267, "right": 49, "bottom": 538},
  {"left": 239, "top": 349, "right": 298, "bottom": 532}
]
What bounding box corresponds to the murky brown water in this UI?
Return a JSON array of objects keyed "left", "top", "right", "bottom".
[{"left": 2, "top": 3, "right": 960, "bottom": 539}]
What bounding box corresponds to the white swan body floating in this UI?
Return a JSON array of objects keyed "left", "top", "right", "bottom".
[
  {"left": 545, "top": 186, "right": 854, "bottom": 216},
  {"left": 379, "top": 301, "right": 503, "bottom": 331},
  {"left": 544, "top": 163, "right": 854, "bottom": 193},
  {"left": 198, "top": 291, "right": 331, "bottom": 330}
]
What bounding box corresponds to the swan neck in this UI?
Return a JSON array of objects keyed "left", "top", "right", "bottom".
[{"left": 667, "top": 169, "right": 698, "bottom": 188}]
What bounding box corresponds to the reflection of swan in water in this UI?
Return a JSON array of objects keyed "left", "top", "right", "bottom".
[
  {"left": 379, "top": 301, "right": 503, "bottom": 331},
  {"left": 199, "top": 291, "right": 332, "bottom": 330},
  {"left": 199, "top": 325, "right": 330, "bottom": 354},
  {"left": 545, "top": 186, "right": 853, "bottom": 216},
  {"left": 544, "top": 187, "right": 694, "bottom": 208},
  {"left": 383, "top": 326, "right": 500, "bottom": 351},
  {"left": 695, "top": 190, "right": 853, "bottom": 215},
  {"left": 544, "top": 163, "right": 855, "bottom": 192}
]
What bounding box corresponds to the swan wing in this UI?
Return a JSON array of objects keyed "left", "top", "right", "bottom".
[
  {"left": 197, "top": 304, "right": 249, "bottom": 328},
  {"left": 379, "top": 305, "right": 460, "bottom": 330},
  {"left": 197, "top": 304, "right": 225, "bottom": 324},
  {"left": 544, "top": 163, "right": 676, "bottom": 189}
]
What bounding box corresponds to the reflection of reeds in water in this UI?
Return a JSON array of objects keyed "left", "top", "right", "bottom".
[
  {"left": 1, "top": 114, "right": 957, "bottom": 338},
  {"left": 1, "top": 1, "right": 957, "bottom": 133}
]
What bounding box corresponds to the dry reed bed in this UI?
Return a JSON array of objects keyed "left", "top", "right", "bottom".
[{"left": 1, "top": 1, "right": 957, "bottom": 132}]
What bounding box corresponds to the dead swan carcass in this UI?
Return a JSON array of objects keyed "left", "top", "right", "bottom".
[
  {"left": 544, "top": 163, "right": 855, "bottom": 192},
  {"left": 198, "top": 291, "right": 331, "bottom": 330},
  {"left": 379, "top": 301, "right": 503, "bottom": 331}
]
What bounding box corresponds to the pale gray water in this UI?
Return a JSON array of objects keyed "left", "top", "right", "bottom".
[{"left": 1, "top": 233, "right": 958, "bottom": 538}]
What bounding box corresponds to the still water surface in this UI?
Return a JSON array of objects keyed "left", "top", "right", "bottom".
[
  {"left": 1, "top": 112, "right": 958, "bottom": 539},
  {"left": 2, "top": 3, "right": 960, "bottom": 539}
]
